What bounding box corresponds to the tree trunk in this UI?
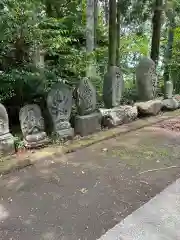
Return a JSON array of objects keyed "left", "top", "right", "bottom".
[
  {"left": 164, "top": 9, "right": 175, "bottom": 83},
  {"left": 94, "top": 0, "right": 98, "bottom": 48},
  {"left": 104, "top": 0, "right": 109, "bottom": 25},
  {"left": 86, "top": 0, "right": 95, "bottom": 78},
  {"left": 116, "top": 0, "right": 120, "bottom": 66},
  {"left": 108, "top": 0, "right": 117, "bottom": 67},
  {"left": 150, "top": 0, "right": 163, "bottom": 65}
]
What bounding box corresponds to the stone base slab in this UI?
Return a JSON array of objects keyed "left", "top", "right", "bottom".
[
  {"left": 0, "top": 133, "right": 15, "bottom": 155},
  {"left": 75, "top": 112, "right": 101, "bottom": 136},
  {"left": 55, "top": 128, "right": 74, "bottom": 139}
]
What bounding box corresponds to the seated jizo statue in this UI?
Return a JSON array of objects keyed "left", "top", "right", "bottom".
[
  {"left": 0, "top": 103, "right": 15, "bottom": 154},
  {"left": 19, "top": 104, "right": 49, "bottom": 148}
]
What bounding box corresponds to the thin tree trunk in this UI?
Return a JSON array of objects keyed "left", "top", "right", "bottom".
[
  {"left": 104, "top": 0, "right": 109, "bottom": 25},
  {"left": 94, "top": 0, "right": 98, "bottom": 49},
  {"left": 164, "top": 9, "right": 175, "bottom": 83},
  {"left": 108, "top": 0, "right": 117, "bottom": 67},
  {"left": 150, "top": 0, "right": 163, "bottom": 65},
  {"left": 116, "top": 0, "right": 120, "bottom": 66},
  {"left": 86, "top": 0, "right": 95, "bottom": 77}
]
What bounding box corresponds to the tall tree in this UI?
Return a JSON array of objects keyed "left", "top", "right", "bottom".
[
  {"left": 108, "top": 0, "right": 117, "bottom": 67},
  {"left": 163, "top": 6, "right": 176, "bottom": 83},
  {"left": 116, "top": 0, "right": 121, "bottom": 66},
  {"left": 86, "top": 0, "right": 95, "bottom": 77},
  {"left": 150, "top": 0, "right": 163, "bottom": 65}
]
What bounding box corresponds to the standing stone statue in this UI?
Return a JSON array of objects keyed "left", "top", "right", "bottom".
[
  {"left": 164, "top": 81, "right": 173, "bottom": 99},
  {"left": 0, "top": 103, "right": 15, "bottom": 155},
  {"left": 19, "top": 104, "right": 49, "bottom": 148},
  {"left": 75, "top": 77, "right": 101, "bottom": 136},
  {"left": 103, "top": 66, "right": 124, "bottom": 108},
  {"left": 136, "top": 57, "right": 157, "bottom": 101},
  {"left": 47, "top": 82, "right": 74, "bottom": 139}
]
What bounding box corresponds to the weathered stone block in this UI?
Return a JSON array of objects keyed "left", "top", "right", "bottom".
[
  {"left": 162, "top": 98, "right": 179, "bottom": 111},
  {"left": 173, "top": 95, "right": 180, "bottom": 108},
  {"left": 135, "top": 99, "right": 162, "bottom": 116},
  {"left": 99, "top": 105, "right": 138, "bottom": 128},
  {"left": 0, "top": 133, "right": 15, "bottom": 155},
  {"left": 75, "top": 112, "right": 101, "bottom": 136}
]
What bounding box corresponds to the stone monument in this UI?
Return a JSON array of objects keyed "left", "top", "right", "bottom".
[
  {"left": 162, "top": 81, "right": 179, "bottom": 110},
  {"left": 101, "top": 66, "right": 137, "bottom": 128},
  {"left": 164, "top": 81, "right": 173, "bottom": 99},
  {"left": 0, "top": 103, "right": 15, "bottom": 155},
  {"left": 75, "top": 77, "right": 101, "bottom": 136},
  {"left": 136, "top": 57, "right": 157, "bottom": 101},
  {"left": 19, "top": 104, "right": 49, "bottom": 148},
  {"left": 47, "top": 82, "right": 74, "bottom": 139},
  {"left": 103, "top": 66, "right": 124, "bottom": 108}
]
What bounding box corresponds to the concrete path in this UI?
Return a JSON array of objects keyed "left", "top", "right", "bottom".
[
  {"left": 1, "top": 123, "right": 180, "bottom": 239},
  {"left": 99, "top": 178, "right": 180, "bottom": 240}
]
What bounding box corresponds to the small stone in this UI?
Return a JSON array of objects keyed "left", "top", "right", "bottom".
[{"left": 102, "top": 148, "right": 108, "bottom": 152}]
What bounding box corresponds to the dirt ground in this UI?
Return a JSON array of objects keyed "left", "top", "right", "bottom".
[{"left": 1, "top": 117, "right": 180, "bottom": 240}]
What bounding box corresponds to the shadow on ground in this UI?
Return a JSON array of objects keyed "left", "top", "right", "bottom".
[{"left": 1, "top": 118, "right": 180, "bottom": 240}]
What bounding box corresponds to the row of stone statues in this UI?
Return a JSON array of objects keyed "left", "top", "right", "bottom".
[{"left": 0, "top": 56, "right": 176, "bottom": 155}]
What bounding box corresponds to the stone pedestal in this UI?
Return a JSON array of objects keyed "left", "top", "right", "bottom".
[
  {"left": 0, "top": 133, "right": 15, "bottom": 155},
  {"left": 55, "top": 127, "right": 74, "bottom": 139},
  {"left": 75, "top": 112, "right": 101, "bottom": 136},
  {"left": 24, "top": 132, "right": 49, "bottom": 148}
]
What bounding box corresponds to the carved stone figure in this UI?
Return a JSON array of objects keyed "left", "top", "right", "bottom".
[
  {"left": 136, "top": 57, "right": 157, "bottom": 101},
  {"left": 47, "top": 82, "right": 74, "bottom": 138},
  {"left": 75, "top": 77, "right": 101, "bottom": 136},
  {"left": 0, "top": 103, "right": 15, "bottom": 154},
  {"left": 76, "top": 77, "right": 96, "bottom": 115},
  {"left": 103, "top": 66, "right": 124, "bottom": 108},
  {"left": 19, "top": 104, "right": 49, "bottom": 148}
]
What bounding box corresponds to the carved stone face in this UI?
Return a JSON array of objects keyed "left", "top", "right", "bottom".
[{"left": 19, "top": 105, "right": 45, "bottom": 136}]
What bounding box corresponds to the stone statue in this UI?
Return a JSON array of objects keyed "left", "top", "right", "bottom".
[
  {"left": 76, "top": 77, "right": 96, "bottom": 115},
  {"left": 47, "top": 82, "right": 74, "bottom": 138},
  {"left": 103, "top": 66, "right": 124, "bottom": 108},
  {"left": 136, "top": 57, "right": 157, "bottom": 101},
  {"left": 0, "top": 103, "right": 15, "bottom": 154},
  {"left": 75, "top": 77, "right": 101, "bottom": 136},
  {"left": 19, "top": 104, "right": 49, "bottom": 148}
]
